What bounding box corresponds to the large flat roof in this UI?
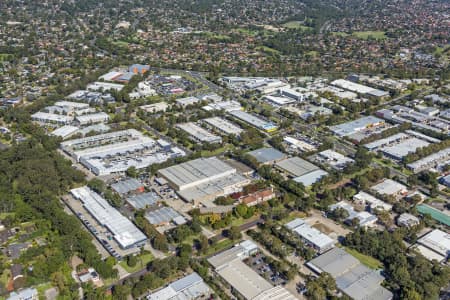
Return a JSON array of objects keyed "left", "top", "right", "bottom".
[
  {"left": 417, "top": 229, "right": 450, "bottom": 257},
  {"left": 329, "top": 116, "right": 384, "bottom": 137},
  {"left": 70, "top": 187, "right": 146, "bottom": 249},
  {"left": 158, "top": 157, "right": 236, "bottom": 190},
  {"left": 416, "top": 204, "right": 450, "bottom": 226},
  {"left": 307, "top": 248, "right": 393, "bottom": 300},
  {"left": 275, "top": 156, "right": 319, "bottom": 177},
  {"left": 228, "top": 110, "right": 277, "bottom": 131}
]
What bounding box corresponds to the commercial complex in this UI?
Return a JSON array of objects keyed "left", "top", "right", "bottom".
[
  {"left": 228, "top": 110, "right": 278, "bottom": 132},
  {"left": 139, "top": 102, "right": 169, "bottom": 114},
  {"left": 157, "top": 157, "right": 250, "bottom": 206},
  {"left": 207, "top": 241, "right": 295, "bottom": 300},
  {"left": 285, "top": 218, "right": 335, "bottom": 253},
  {"left": 145, "top": 207, "right": 186, "bottom": 227},
  {"left": 202, "top": 100, "right": 242, "bottom": 112},
  {"left": 31, "top": 111, "right": 73, "bottom": 126},
  {"left": 377, "top": 105, "right": 450, "bottom": 134},
  {"left": 307, "top": 247, "right": 393, "bottom": 300},
  {"left": 176, "top": 122, "right": 222, "bottom": 144},
  {"left": 331, "top": 79, "right": 389, "bottom": 99},
  {"left": 370, "top": 179, "right": 408, "bottom": 198},
  {"left": 203, "top": 117, "right": 243, "bottom": 136},
  {"left": 126, "top": 192, "right": 160, "bottom": 210},
  {"left": 51, "top": 125, "right": 80, "bottom": 139},
  {"left": 415, "top": 229, "right": 450, "bottom": 263},
  {"left": 61, "top": 129, "right": 185, "bottom": 175},
  {"left": 407, "top": 148, "right": 450, "bottom": 173},
  {"left": 75, "top": 112, "right": 109, "bottom": 126},
  {"left": 70, "top": 186, "right": 147, "bottom": 249},
  {"left": 87, "top": 82, "right": 124, "bottom": 91},
  {"left": 147, "top": 272, "right": 212, "bottom": 300}
]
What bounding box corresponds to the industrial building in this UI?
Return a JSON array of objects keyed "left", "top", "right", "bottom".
[
  {"left": 285, "top": 218, "right": 335, "bottom": 253},
  {"left": 315, "top": 149, "right": 354, "bottom": 170},
  {"left": 275, "top": 156, "right": 328, "bottom": 186},
  {"left": 307, "top": 247, "right": 393, "bottom": 300},
  {"left": 176, "top": 122, "right": 222, "bottom": 144},
  {"left": 67, "top": 90, "right": 115, "bottom": 104},
  {"left": 416, "top": 204, "right": 450, "bottom": 227},
  {"left": 87, "top": 82, "right": 124, "bottom": 91},
  {"left": 126, "top": 192, "right": 160, "bottom": 210},
  {"left": 329, "top": 201, "right": 378, "bottom": 227},
  {"left": 283, "top": 136, "right": 318, "bottom": 152},
  {"left": 157, "top": 157, "right": 250, "bottom": 206},
  {"left": 7, "top": 288, "right": 38, "bottom": 300},
  {"left": 263, "top": 95, "right": 296, "bottom": 107},
  {"left": 111, "top": 178, "right": 145, "bottom": 195},
  {"left": 415, "top": 229, "right": 450, "bottom": 263},
  {"left": 377, "top": 105, "right": 450, "bottom": 134},
  {"left": 51, "top": 125, "right": 80, "bottom": 139},
  {"left": 329, "top": 116, "right": 385, "bottom": 138},
  {"left": 228, "top": 110, "right": 278, "bottom": 132},
  {"left": 202, "top": 100, "right": 242, "bottom": 112},
  {"left": 31, "top": 111, "right": 73, "bottom": 126},
  {"left": 407, "top": 148, "right": 450, "bottom": 173},
  {"left": 75, "top": 112, "right": 109, "bottom": 126},
  {"left": 70, "top": 186, "right": 147, "bottom": 249},
  {"left": 208, "top": 241, "right": 295, "bottom": 300},
  {"left": 397, "top": 213, "right": 420, "bottom": 228},
  {"left": 203, "top": 117, "right": 243, "bottom": 136},
  {"left": 145, "top": 207, "right": 186, "bottom": 226},
  {"left": 147, "top": 272, "right": 212, "bottom": 300},
  {"left": 370, "top": 179, "right": 408, "bottom": 198},
  {"left": 139, "top": 102, "right": 169, "bottom": 114},
  {"left": 61, "top": 129, "right": 185, "bottom": 175},
  {"left": 353, "top": 191, "right": 392, "bottom": 212},
  {"left": 331, "top": 79, "right": 389, "bottom": 99},
  {"left": 247, "top": 147, "right": 287, "bottom": 165},
  {"left": 176, "top": 96, "right": 201, "bottom": 107}
]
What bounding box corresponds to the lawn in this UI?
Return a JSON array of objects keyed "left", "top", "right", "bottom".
[
  {"left": 256, "top": 46, "right": 280, "bottom": 55},
  {"left": 352, "top": 31, "right": 387, "bottom": 40},
  {"left": 282, "top": 21, "right": 312, "bottom": 31},
  {"left": 282, "top": 211, "right": 308, "bottom": 223},
  {"left": 205, "top": 239, "right": 234, "bottom": 256},
  {"left": 118, "top": 253, "right": 154, "bottom": 273},
  {"left": 344, "top": 247, "right": 383, "bottom": 270},
  {"left": 200, "top": 144, "right": 235, "bottom": 157}
]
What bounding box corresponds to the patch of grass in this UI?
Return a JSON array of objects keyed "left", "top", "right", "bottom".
[
  {"left": 118, "top": 252, "right": 154, "bottom": 273},
  {"left": 205, "top": 239, "right": 234, "bottom": 256},
  {"left": 343, "top": 247, "right": 383, "bottom": 269},
  {"left": 36, "top": 282, "right": 53, "bottom": 297},
  {"left": 200, "top": 144, "right": 235, "bottom": 157},
  {"left": 282, "top": 211, "right": 308, "bottom": 223},
  {"left": 332, "top": 32, "right": 349, "bottom": 37},
  {"left": 282, "top": 21, "right": 312, "bottom": 31},
  {"left": 256, "top": 46, "right": 280, "bottom": 55},
  {"left": 352, "top": 31, "right": 387, "bottom": 40}
]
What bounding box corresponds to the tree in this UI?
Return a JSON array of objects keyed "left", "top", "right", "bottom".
[
  {"left": 228, "top": 226, "right": 242, "bottom": 240},
  {"left": 127, "top": 255, "right": 137, "bottom": 267},
  {"left": 112, "top": 284, "right": 131, "bottom": 300},
  {"left": 152, "top": 234, "right": 168, "bottom": 252},
  {"left": 126, "top": 166, "right": 138, "bottom": 178},
  {"left": 197, "top": 234, "right": 209, "bottom": 254}
]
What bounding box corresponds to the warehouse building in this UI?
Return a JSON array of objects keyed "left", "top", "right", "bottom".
[
  {"left": 329, "top": 116, "right": 385, "bottom": 137},
  {"left": 208, "top": 241, "right": 296, "bottom": 300},
  {"left": 31, "top": 111, "right": 73, "bottom": 126},
  {"left": 111, "top": 178, "right": 145, "bottom": 195},
  {"left": 75, "top": 112, "right": 109, "bottom": 126},
  {"left": 353, "top": 191, "right": 392, "bottom": 212},
  {"left": 139, "top": 102, "right": 169, "bottom": 114},
  {"left": 329, "top": 201, "right": 378, "bottom": 227},
  {"left": 87, "top": 82, "right": 124, "bottom": 91},
  {"left": 407, "top": 148, "right": 450, "bottom": 173},
  {"left": 70, "top": 186, "right": 147, "bottom": 249},
  {"left": 145, "top": 207, "right": 186, "bottom": 227},
  {"left": 176, "top": 96, "right": 201, "bottom": 107},
  {"left": 263, "top": 95, "right": 296, "bottom": 107},
  {"left": 415, "top": 229, "right": 450, "bottom": 263},
  {"left": 176, "top": 122, "right": 222, "bottom": 144},
  {"left": 416, "top": 204, "right": 450, "bottom": 227},
  {"left": 307, "top": 247, "right": 393, "bottom": 300},
  {"left": 147, "top": 272, "right": 212, "bottom": 300},
  {"left": 275, "top": 157, "right": 328, "bottom": 186},
  {"left": 202, "top": 100, "right": 242, "bottom": 112},
  {"left": 285, "top": 218, "right": 335, "bottom": 253},
  {"left": 61, "top": 129, "right": 185, "bottom": 175},
  {"left": 203, "top": 117, "right": 243, "bottom": 136},
  {"left": 228, "top": 110, "right": 278, "bottom": 132},
  {"left": 51, "top": 125, "right": 80, "bottom": 139},
  {"left": 247, "top": 147, "right": 287, "bottom": 165},
  {"left": 157, "top": 157, "right": 250, "bottom": 206},
  {"left": 126, "top": 192, "right": 160, "bottom": 210},
  {"left": 370, "top": 179, "right": 408, "bottom": 199},
  {"left": 331, "top": 79, "right": 389, "bottom": 99},
  {"left": 316, "top": 149, "right": 354, "bottom": 170}
]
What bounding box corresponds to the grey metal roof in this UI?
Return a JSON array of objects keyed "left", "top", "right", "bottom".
[
  {"left": 127, "top": 192, "right": 159, "bottom": 209},
  {"left": 145, "top": 207, "right": 184, "bottom": 225},
  {"left": 276, "top": 156, "right": 318, "bottom": 177},
  {"left": 111, "top": 178, "right": 143, "bottom": 194},
  {"left": 247, "top": 147, "right": 286, "bottom": 164},
  {"left": 169, "top": 272, "right": 203, "bottom": 292}
]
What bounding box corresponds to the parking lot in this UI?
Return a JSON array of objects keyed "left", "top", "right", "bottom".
[{"left": 245, "top": 252, "right": 287, "bottom": 286}]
